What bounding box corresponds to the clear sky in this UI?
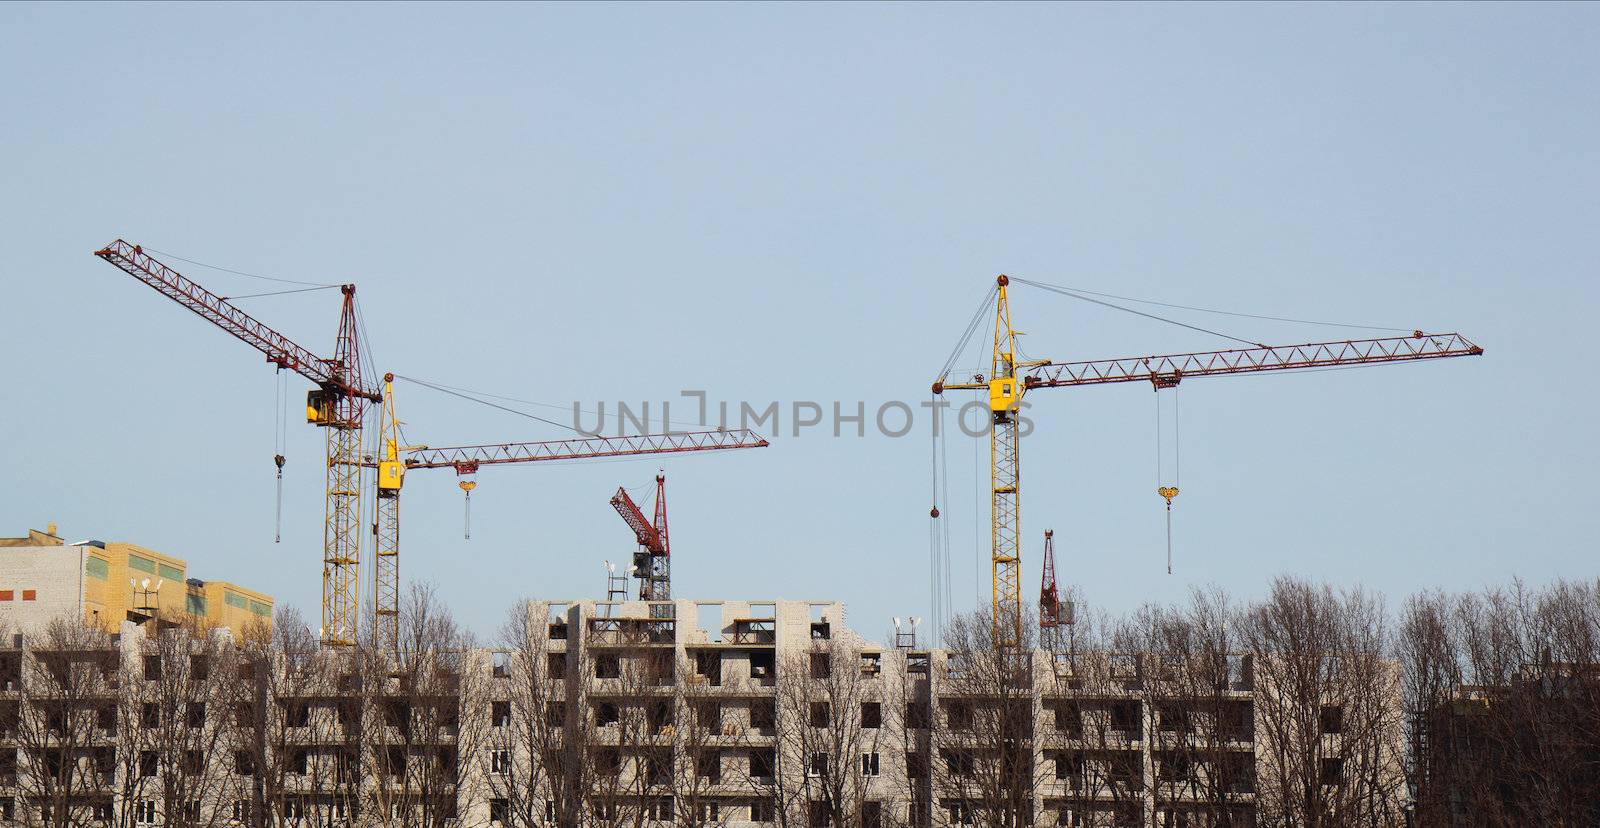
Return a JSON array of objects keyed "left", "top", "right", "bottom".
[{"left": 2, "top": 2, "right": 1594, "bottom": 644}]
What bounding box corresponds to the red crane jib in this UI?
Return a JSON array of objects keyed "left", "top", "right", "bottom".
[
  {"left": 93, "top": 239, "right": 381, "bottom": 402},
  {"left": 1022, "top": 333, "right": 1482, "bottom": 389},
  {"left": 610, "top": 487, "right": 665, "bottom": 555},
  {"left": 402, "top": 430, "right": 767, "bottom": 473}
]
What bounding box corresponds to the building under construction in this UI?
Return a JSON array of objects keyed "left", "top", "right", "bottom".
[
  {"left": 24, "top": 247, "right": 1485, "bottom": 827},
  {"left": 0, "top": 590, "right": 1417, "bottom": 827}
]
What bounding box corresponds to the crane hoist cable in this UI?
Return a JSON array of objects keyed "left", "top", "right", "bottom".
[
  {"left": 231, "top": 280, "right": 340, "bottom": 545},
  {"left": 1020, "top": 275, "right": 1401, "bottom": 576},
  {"left": 273, "top": 367, "right": 287, "bottom": 544},
  {"left": 928, "top": 392, "right": 941, "bottom": 645},
  {"left": 1155, "top": 386, "right": 1180, "bottom": 575},
  {"left": 940, "top": 392, "right": 953, "bottom": 642},
  {"left": 972, "top": 388, "right": 983, "bottom": 613},
  {"left": 937, "top": 284, "right": 1000, "bottom": 383},
  {"left": 927, "top": 389, "right": 958, "bottom": 646}
]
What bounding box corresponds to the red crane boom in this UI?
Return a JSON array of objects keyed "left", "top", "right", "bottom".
[
  {"left": 93, "top": 240, "right": 380, "bottom": 400},
  {"left": 611, "top": 487, "right": 665, "bottom": 555},
  {"left": 1022, "top": 332, "right": 1482, "bottom": 390},
  {"left": 404, "top": 429, "right": 767, "bottom": 473}
]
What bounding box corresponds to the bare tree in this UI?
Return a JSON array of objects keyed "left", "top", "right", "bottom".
[
  {"left": 1240, "top": 577, "right": 1404, "bottom": 828},
  {"left": 488, "top": 600, "right": 594, "bottom": 828},
  {"left": 1063, "top": 613, "right": 1144, "bottom": 828},
  {"left": 116, "top": 616, "right": 242, "bottom": 828},
  {"left": 931, "top": 608, "right": 1048, "bottom": 828},
  {"left": 364, "top": 584, "right": 489, "bottom": 827},
  {"left": 230, "top": 605, "right": 323, "bottom": 828},
  {"left": 1406, "top": 579, "right": 1600, "bottom": 826},
  {"left": 1154, "top": 588, "right": 1256, "bottom": 827},
  {"left": 580, "top": 616, "right": 685, "bottom": 828},
  {"left": 1037, "top": 586, "right": 1150, "bottom": 828},
  {"left": 883, "top": 643, "right": 935, "bottom": 828},
  {"left": 1395, "top": 590, "right": 1461, "bottom": 826},
  {"left": 669, "top": 647, "right": 740, "bottom": 828},
  {"left": 10, "top": 616, "right": 119, "bottom": 827},
  {"left": 767, "top": 635, "right": 887, "bottom": 828}
]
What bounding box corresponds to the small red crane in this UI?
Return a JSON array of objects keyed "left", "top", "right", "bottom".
[
  {"left": 611, "top": 474, "right": 671, "bottom": 606},
  {"left": 1039, "top": 530, "right": 1060, "bottom": 629}
]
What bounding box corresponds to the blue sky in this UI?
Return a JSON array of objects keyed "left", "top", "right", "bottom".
[{"left": 2, "top": 3, "right": 1594, "bottom": 643}]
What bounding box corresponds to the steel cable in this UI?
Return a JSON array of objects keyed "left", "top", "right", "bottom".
[
  {"left": 143, "top": 246, "right": 337, "bottom": 287},
  {"left": 1011, "top": 277, "right": 1412, "bottom": 333}
]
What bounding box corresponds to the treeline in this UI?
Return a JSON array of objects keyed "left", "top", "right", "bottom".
[
  {"left": 1033, "top": 575, "right": 1600, "bottom": 827},
  {"left": 1397, "top": 579, "right": 1600, "bottom": 826}
]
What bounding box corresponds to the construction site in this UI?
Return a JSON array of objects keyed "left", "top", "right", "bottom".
[
  {"left": 1, "top": 243, "right": 1560, "bottom": 828},
  {"left": 4, "top": 5, "right": 1597, "bottom": 828}
]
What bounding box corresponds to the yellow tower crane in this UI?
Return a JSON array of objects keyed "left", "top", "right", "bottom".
[{"left": 934, "top": 275, "right": 1484, "bottom": 650}]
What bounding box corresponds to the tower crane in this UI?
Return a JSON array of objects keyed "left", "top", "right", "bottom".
[
  {"left": 94, "top": 240, "right": 379, "bottom": 647},
  {"left": 369, "top": 379, "right": 765, "bottom": 650},
  {"left": 933, "top": 274, "right": 1484, "bottom": 649},
  {"left": 94, "top": 241, "right": 770, "bottom": 650},
  {"left": 610, "top": 474, "right": 671, "bottom": 605}
]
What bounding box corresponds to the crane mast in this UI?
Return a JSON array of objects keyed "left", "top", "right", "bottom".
[
  {"left": 935, "top": 274, "right": 1484, "bottom": 650},
  {"left": 94, "top": 241, "right": 380, "bottom": 647},
  {"left": 318, "top": 284, "right": 368, "bottom": 647},
  {"left": 373, "top": 373, "right": 405, "bottom": 650}
]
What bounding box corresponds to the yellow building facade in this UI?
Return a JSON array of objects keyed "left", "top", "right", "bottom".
[{"left": 1, "top": 526, "right": 273, "bottom": 634}]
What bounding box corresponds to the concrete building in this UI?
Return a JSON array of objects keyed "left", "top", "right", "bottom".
[
  {"left": 0, "top": 525, "right": 273, "bottom": 635},
  {"left": 0, "top": 595, "right": 1407, "bottom": 827}
]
